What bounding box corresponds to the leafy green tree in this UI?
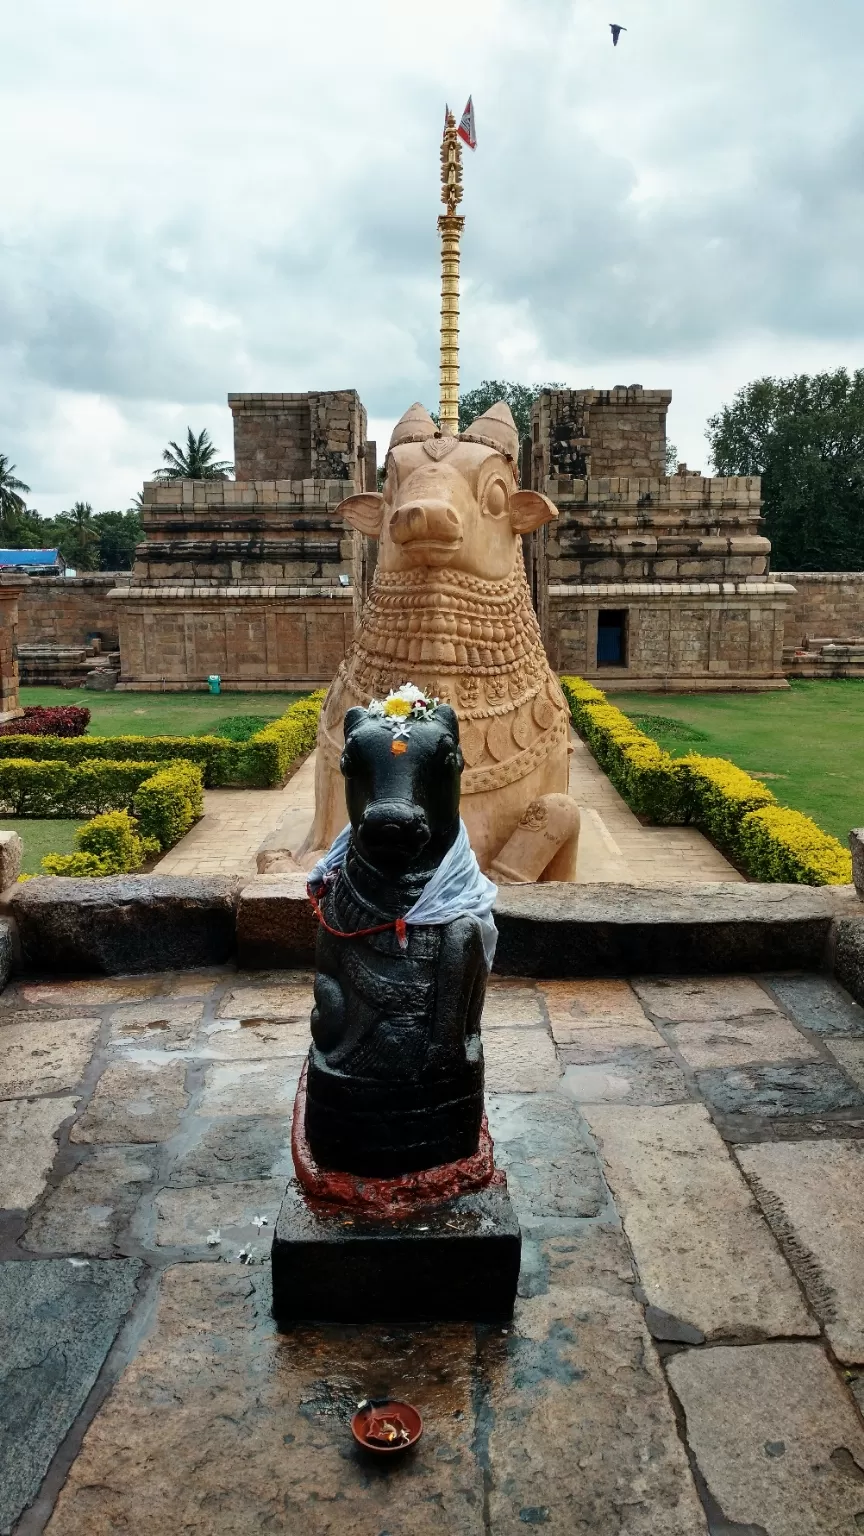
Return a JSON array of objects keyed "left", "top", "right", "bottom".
[
  {"left": 455, "top": 380, "right": 566, "bottom": 442},
  {"left": 153, "top": 427, "right": 233, "bottom": 482},
  {"left": 0, "top": 455, "right": 35, "bottom": 544},
  {"left": 54, "top": 500, "right": 100, "bottom": 571},
  {"left": 706, "top": 369, "right": 864, "bottom": 570},
  {"left": 94, "top": 510, "right": 142, "bottom": 571},
  {"left": 665, "top": 441, "right": 679, "bottom": 474}
]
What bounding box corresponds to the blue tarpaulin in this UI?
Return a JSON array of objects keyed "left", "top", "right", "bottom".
[{"left": 0, "top": 549, "right": 64, "bottom": 569}]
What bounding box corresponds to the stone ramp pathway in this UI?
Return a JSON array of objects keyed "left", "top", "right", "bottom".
[
  {"left": 3, "top": 967, "right": 864, "bottom": 1531},
  {"left": 156, "top": 733, "right": 739, "bottom": 884},
  {"left": 155, "top": 751, "right": 317, "bottom": 878},
  {"left": 568, "top": 728, "right": 742, "bottom": 883}
]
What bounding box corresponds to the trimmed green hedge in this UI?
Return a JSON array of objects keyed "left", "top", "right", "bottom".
[
  {"left": 40, "top": 762, "right": 206, "bottom": 875},
  {"left": 42, "top": 811, "right": 160, "bottom": 877},
  {"left": 133, "top": 762, "right": 204, "bottom": 849},
  {"left": 561, "top": 675, "right": 852, "bottom": 886},
  {"left": 235, "top": 690, "right": 326, "bottom": 786},
  {"left": 0, "top": 690, "right": 326, "bottom": 788},
  {"left": 0, "top": 759, "right": 166, "bottom": 818},
  {"left": 561, "top": 677, "right": 686, "bottom": 824}
]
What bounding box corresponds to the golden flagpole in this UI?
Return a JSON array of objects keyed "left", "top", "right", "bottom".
[{"left": 438, "top": 111, "right": 464, "bottom": 435}]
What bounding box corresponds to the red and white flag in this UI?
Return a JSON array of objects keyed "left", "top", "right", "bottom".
[{"left": 457, "top": 96, "right": 477, "bottom": 150}]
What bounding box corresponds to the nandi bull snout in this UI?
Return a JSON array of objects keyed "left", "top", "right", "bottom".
[{"left": 388, "top": 499, "right": 463, "bottom": 561}]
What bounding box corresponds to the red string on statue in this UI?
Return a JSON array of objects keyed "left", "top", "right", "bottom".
[{"left": 306, "top": 881, "right": 409, "bottom": 949}]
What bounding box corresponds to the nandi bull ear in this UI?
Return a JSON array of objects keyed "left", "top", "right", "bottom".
[
  {"left": 509, "top": 489, "right": 558, "bottom": 533},
  {"left": 337, "top": 492, "right": 385, "bottom": 539}
]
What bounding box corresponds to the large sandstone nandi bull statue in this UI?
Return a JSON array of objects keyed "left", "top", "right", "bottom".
[{"left": 298, "top": 400, "right": 579, "bottom": 882}]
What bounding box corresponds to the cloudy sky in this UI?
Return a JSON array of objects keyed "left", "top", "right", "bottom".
[{"left": 4, "top": 0, "right": 863, "bottom": 516}]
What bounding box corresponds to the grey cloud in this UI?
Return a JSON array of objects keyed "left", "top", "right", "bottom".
[{"left": 3, "top": 0, "right": 864, "bottom": 510}]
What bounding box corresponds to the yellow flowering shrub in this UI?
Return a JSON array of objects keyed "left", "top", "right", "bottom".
[
  {"left": 561, "top": 678, "right": 685, "bottom": 823},
  {"left": 42, "top": 810, "right": 159, "bottom": 877},
  {"left": 740, "top": 805, "right": 852, "bottom": 886},
  {"left": 675, "top": 754, "right": 774, "bottom": 856},
  {"left": 560, "top": 674, "right": 852, "bottom": 885}
]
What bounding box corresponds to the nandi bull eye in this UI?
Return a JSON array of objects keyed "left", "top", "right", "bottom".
[{"left": 483, "top": 479, "right": 509, "bottom": 518}]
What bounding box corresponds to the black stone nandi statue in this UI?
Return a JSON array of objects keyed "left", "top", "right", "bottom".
[
  {"left": 304, "top": 688, "right": 495, "bottom": 1178},
  {"left": 272, "top": 686, "right": 520, "bottom": 1325}
]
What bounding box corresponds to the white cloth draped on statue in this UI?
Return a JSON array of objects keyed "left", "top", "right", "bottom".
[{"left": 309, "top": 819, "right": 498, "bottom": 969}]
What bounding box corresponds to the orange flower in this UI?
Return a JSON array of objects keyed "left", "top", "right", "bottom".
[{"left": 391, "top": 739, "right": 408, "bottom": 755}]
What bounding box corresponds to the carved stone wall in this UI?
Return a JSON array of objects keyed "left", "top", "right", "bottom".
[
  {"left": 229, "top": 391, "right": 368, "bottom": 483},
  {"left": 548, "top": 582, "right": 792, "bottom": 691},
  {"left": 532, "top": 387, "right": 671, "bottom": 483},
  {"left": 113, "top": 587, "right": 353, "bottom": 690},
  {"left": 110, "top": 389, "right": 370, "bottom": 689},
  {"left": 531, "top": 388, "right": 791, "bottom": 690},
  {"left": 775, "top": 572, "right": 864, "bottom": 645},
  {"left": 17, "top": 574, "right": 120, "bottom": 650}
]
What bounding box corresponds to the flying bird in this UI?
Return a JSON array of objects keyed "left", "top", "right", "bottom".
[{"left": 610, "top": 23, "right": 626, "bottom": 45}]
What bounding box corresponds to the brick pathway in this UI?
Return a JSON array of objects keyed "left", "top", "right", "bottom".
[
  {"left": 568, "top": 729, "right": 741, "bottom": 882},
  {"left": 3, "top": 966, "right": 864, "bottom": 1532},
  {"left": 155, "top": 734, "right": 739, "bottom": 884},
  {"left": 155, "top": 751, "right": 317, "bottom": 879}
]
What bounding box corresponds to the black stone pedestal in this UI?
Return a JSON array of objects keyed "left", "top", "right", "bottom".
[{"left": 271, "top": 1181, "right": 521, "bottom": 1324}]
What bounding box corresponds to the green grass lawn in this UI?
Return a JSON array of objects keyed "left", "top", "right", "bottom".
[
  {"left": 611, "top": 680, "right": 864, "bottom": 844},
  {"left": 0, "top": 818, "right": 84, "bottom": 874},
  {"left": 19, "top": 687, "right": 305, "bottom": 738}
]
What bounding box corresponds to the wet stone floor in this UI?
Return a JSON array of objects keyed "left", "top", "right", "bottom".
[{"left": 3, "top": 969, "right": 864, "bottom": 1533}]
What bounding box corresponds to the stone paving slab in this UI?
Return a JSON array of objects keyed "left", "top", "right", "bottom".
[
  {"left": 696, "top": 1061, "right": 864, "bottom": 1122},
  {"left": 8, "top": 977, "right": 166, "bottom": 1007},
  {"left": 480, "top": 980, "right": 545, "bottom": 1028},
  {"left": 0, "top": 1257, "right": 141, "bottom": 1535},
  {"left": 737, "top": 1139, "right": 864, "bottom": 1363},
  {"left": 486, "top": 1093, "right": 607, "bottom": 1224},
  {"left": 107, "top": 1000, "right": 204, "bottom": 1050},
  {"left": 553, "top": 1020, "right": 668, "bottom": 1062},
  {"left": 24, "top": 1147, "right": 154, "bottom": 1258},
  {"left": 0, "top": 1017, "right": 101, "bottom": 1099},
  {"left": 70, "top": 1059, "right": 188, "bottom": 1144},
  {"left": 216, "top": 982, "right": 316, "bottom": 1020},
  {"left": 153, "top": 1178, "right": 286, "bottom": 1250},
  {"left": 667, "top": 1342, "right": 864, "bottom": 1536},
  {"left": 766, "top": 973, "right": 864, "bottom": 1035},
  {"left": 43, "top": 1263, "right": 486, "bottom": 1536},
  {"left": 197, "top": 1015, "right": 312, "bottom": 1060},
  {"left": 483, "top": 1244, "right": 709, "bottom": 1534},
  {"left": 196, "top": 1059, "right": 301, "bottom": 1116},
  {"left": 167, "top": 1116, "right": 294, "bottom": 1187},
  {"left": 825, "top": 1036, "right": 864, "bottom": 1089},
  {"left": 562, "top": 1047, "right": 692, "bottom": 1106},
  {"left": 0, "top": 1097, "right": 78, "bottom": 1210},
  {"left": 541, "top": 978, "right": 656, "bottom": 1034},
  {"left": 482, "top": 1028, "right": 562, "bottom": 1093},
  {"left": 633, "top": 975, "right": 780, "bottom": 1023},
  {"left": 584, "top": 1102, "right": 817, "bottom": 1340},
  {"left": 663, "top": 1011, "right": 818, "bottom": 1069}
]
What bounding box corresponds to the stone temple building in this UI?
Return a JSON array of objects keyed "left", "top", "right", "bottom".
[
  {"left": 0, "top": 380, "right": 827, "bottom": 693},
  {"left": 109, "top": 392, "right": 372, "bottom": 691},
  {"left": 103, "top": 382, "right": 797, "bottom": 692},
  {"left": 529, "top": 387, "right": 793, "bottom": 691}
]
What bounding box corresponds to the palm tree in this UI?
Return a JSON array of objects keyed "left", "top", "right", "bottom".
[
  {"left": 153, "top": 427, "right": 233, "bottom": 482},
  {"left": 56, "top": 500, "right": 100, "bottom": 570},
  {"left": 0, "top": 455, "right": 31, "bottom": 541}
]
